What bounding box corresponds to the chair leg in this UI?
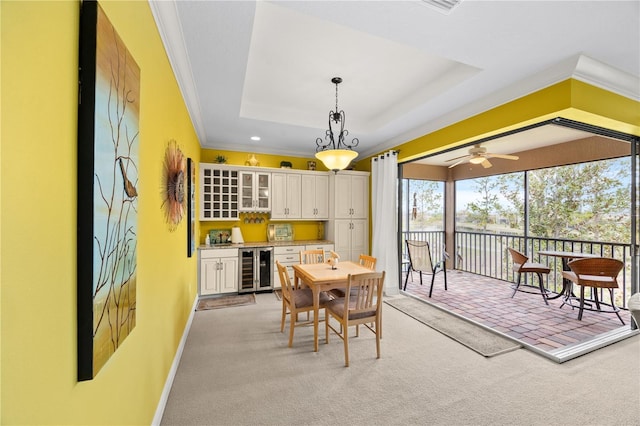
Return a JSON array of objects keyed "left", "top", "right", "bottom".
[
  {"left": 325, "top": 312, "right": 330, "bottom": 343},
  {"left": 511, "top": 274, "right": 522, "bottom": 298},
  {"left": 403, "top": 266, "right": 411, "bottom": 291},
  {"left": 375, "top": 316, "right": 381, "bottom": 359},
  {"left": 281, "top": 302, "right": 286, "bottom": 332},
  {"left": 428, "top": 273, "right": 436, "bottom": 298},
  {"left": 343, "top": 322, "right": 350, "bottom": 367},
  {"left": 578, "top": 286, "right": 585, "bottom": 320},
  {"left": 610, "top": 289, "right": 625, "bottom": 325},
  {"left": 419, "top": 271, "right": 423, "bottom": 285},
  {"left": 443, "top": 266, "right": 448, "bottom": 291},
  {"left": 288, "top": 310, "right": 295, "bottom": 347},
  {"left": 537, "top": 273, "right": 549, "bottom": 305}
]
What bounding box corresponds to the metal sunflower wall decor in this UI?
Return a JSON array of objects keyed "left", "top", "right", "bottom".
[{"left": 162, "top": 139, "right": 186, "bottom": 231}]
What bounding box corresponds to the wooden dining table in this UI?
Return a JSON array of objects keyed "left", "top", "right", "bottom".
[
  {"left": 292, "top": 261, "right": 372, "bottom": 352},
  {"left": 537, "top": 250, "right": 599, "bottom": 300}
]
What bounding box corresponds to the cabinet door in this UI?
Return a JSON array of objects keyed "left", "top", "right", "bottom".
[
  {"left": 350, "top": 174, "right": 369, "bottom": 219},
  {"left": 240, "top": 171, "right": 271, "bottom": 212},
  {"left": 219, "top": 257, "right": 238, "bottom": 293},
  {"left": 333, "top": 174, "right": 353, "bottom": 218},
  {"left": 239, "top": 171, "right": 255, "bottom": 210},
  {"left": 314, "top": 174, "right": 329, "bottom": 219},
  {"left": 200, "top": 258, "right": 220, "bottom": 295},
  {"left": 350, "top": 220, "right": 368, "bottom": 262},
  {"left": 285, "top": 173, "right": 301, "bottom": 218},
  {"left": 332, "top": 220, "right": 353, "bottom": 260},
  {"left": 302, "top": 174, "right": 329, "bottom": 219},
  {"left": 272, "top": 173, "right": 301, "bottom": 219},
  {"left": 300, "top": 174, "right": 317, "bottom": 218},
  {"left": 255, "top": 172, "right": 271, "bottom": 211},
  {"left": 271, "top": 173, "right": 288, "bottom": 219}
]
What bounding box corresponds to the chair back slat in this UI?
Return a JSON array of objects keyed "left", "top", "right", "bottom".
[
  {"left": 358, "top": 254, "right": 377, "bottom": 270},
  {"left": 300, "top": 249, "right": 326, "bottom": 264},
  {"left": 345, "top": 272, "right": 385, "bottom": 318}
]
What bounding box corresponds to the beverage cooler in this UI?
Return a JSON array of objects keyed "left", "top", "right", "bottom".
[{"left": 238, "top": 247, "right": 274, "bottom": 293}]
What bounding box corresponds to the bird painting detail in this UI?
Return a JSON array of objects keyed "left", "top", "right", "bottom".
[{"left": 119, "top": 158, "right": 138, "bottom": 198}]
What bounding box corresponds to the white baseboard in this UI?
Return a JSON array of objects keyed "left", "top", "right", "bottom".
[{"left": 151, "top": 295, "right": 198, "bottom": 426}]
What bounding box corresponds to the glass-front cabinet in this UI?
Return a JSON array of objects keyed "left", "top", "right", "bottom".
[{"left": 239, "top": 171, "right": 271, "bottom": 212}]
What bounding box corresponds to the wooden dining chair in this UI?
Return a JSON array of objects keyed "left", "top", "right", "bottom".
[
  {"left": 299, "top": 249, "right": 326, "bottom": 264},
  {"left": 561, "top": 257, "right": 625, "bottom": 324},
  {"left": 276, "top": 261, "right": 330, "bottom": 348},
  {"left": 508, "top": 247, "right": 551, "bottom": 305},
  {"left": 403, "top": 240, "right": 449, "bottom": 297},
  {"left": 329, "top": 254, "right": 377, "bottom": 299},
  {"left": 325, "top": 271, "right": 385, "bottom": 366}
]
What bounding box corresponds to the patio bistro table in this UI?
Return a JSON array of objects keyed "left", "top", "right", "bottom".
[
  {"left": 292, "top": 261, "right": 372, "bottom": 352},
  {"left": 537, "top": 250, "right": 599, "bottom": 300}
]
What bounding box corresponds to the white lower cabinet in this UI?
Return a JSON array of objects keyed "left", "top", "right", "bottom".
[
  {"left": 199, "top": 248, "right": 238, "bottom": 296},
  {"left": 327, "top": 219, "right": 368, "bottom": 263},
  {"left": 273, "top": 246, "right": 303, "bottom": 289}
]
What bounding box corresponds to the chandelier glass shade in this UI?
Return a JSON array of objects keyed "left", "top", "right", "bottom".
[{"left": 315, "top": 77, "right": 359, "bottom": 172}]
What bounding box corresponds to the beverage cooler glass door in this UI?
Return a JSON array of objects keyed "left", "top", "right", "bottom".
[
  {"left": 258, "top": 247, "right": 273, "bottom": 290},
  {"left": 239, "top": 249, "right": 256, "bottom": 293}
]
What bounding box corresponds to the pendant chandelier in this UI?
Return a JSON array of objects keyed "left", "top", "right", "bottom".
[{"left": 315, "top": 77, "right": 359, "bottom": 172}]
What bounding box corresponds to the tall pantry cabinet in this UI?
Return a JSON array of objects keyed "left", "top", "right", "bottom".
[{"left": 326, "top": 171, "right": 369, "bottom": 262}]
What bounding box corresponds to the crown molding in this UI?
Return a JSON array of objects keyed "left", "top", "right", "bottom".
[{"left": 149, "top": 0, "right": 206, "bottom": 144}]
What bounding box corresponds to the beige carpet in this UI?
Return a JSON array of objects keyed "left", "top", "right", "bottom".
[
  {"left": 162, "top": 292, "right": 640, "bottom": 425},
  {"left": 196, "top": 293, "right": 255, "bottom": 311},
  {"left": 385, "top": 296, "right": 521, "bottom": 357}
]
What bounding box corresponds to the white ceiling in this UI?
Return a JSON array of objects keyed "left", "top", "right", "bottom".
[{"left": 150, "top": 0, "right": 640, "bottom": 161}]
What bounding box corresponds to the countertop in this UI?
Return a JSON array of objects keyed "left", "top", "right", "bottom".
[{"left": 198, "top": 240, "right": 334, "bottom": 250}]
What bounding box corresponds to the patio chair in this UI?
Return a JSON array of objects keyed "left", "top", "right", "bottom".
[
  {"left": 561, "top": 257, "right": 625, "bottom": 325},
  {"left": 276, "top": 261, "right": 330, "bottom": 347},
  {"left": 402, "top": 240, "right": 449, "bottom": 297},
  {"left": 325, "top": 271, "right": 385, "bottom": 366},
  {"left": 508, "top": 247, "right": 551, "bottom": 305}
]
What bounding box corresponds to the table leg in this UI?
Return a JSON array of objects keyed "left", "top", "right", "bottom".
[
  {"left": 546, "top": 258, "right": 572, "bottom": 300},
  {"left": 313, "top": 286, "right": 319, "bottom": 352}
]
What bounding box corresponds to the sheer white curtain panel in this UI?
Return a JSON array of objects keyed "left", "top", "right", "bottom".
[{"left": 371, "top": 151, "right": 399, "bottom": 295}]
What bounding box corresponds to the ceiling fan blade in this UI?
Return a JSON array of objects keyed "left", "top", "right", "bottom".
[
  {"left": 448, "top": 158, "right": 468, "bottom": 168},
  {"left": 486, "top": 153, "right": 519, "bottom": 160},
  {"left": 481, "top": 158, "right": 492, "bottom": 168},
  {"left": 445, "top": 154, "right": 469, "bottom": 162}
]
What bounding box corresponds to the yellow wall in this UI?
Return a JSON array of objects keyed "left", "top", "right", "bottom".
[
  {"left": 1, "top": 1, "right": 200, "bottom": 424},
  {"left": 389, "top": 80, "right": 640, "bottom": 165}
]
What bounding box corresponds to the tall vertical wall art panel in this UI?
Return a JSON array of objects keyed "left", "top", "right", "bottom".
[{"left": 77, "top": 0, "right": 140, "bottom": 381}]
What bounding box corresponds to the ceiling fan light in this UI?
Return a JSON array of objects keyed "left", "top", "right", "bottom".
[
  {"left": 315, "top": 149, "right": 358, "bottom": 172},
  {"left": 469, "top": 156, "right": 484, "bottom": 164}
]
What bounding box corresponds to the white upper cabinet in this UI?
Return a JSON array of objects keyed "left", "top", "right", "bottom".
[
  {"left": 271, "top": 172, "right": 301, "bottom": 219},
  {"left": 331, "top": 172, "right": 368, "bottom": 219},
  {"left": 301, "top": 173, "right": 329, "bottom": 220},
  {"left": 239, "top": 170, "right": 271, "bottom": 212}
]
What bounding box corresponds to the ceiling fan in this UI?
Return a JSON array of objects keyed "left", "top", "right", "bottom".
[{"left": 446, "top": 145, "right": 519, "bottom": 169}]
